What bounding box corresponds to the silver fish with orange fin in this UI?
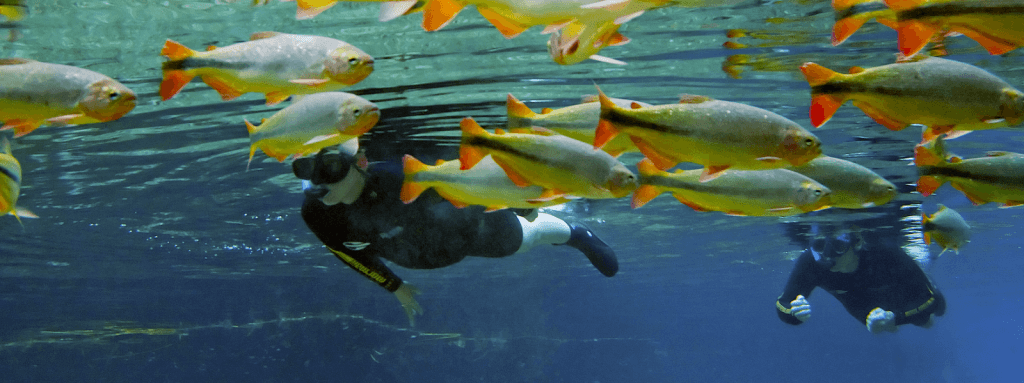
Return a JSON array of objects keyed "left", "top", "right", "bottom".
[
  {"left": 159, "top": 31, "right": 374, "bottom": 106},
  {"left": 922, "top": 203, "right": 970, "bottom": 255},
  {"left": 914, "top": 135, "right": 1024, "bottom": 207},
  {"left": 245, "top": 92, "right": 380, "bottom": 168},
  {"left": 459, "top": 117, "right": 637, "bottom": 200},
  {"left": 632, "top": 158, "right": 832, "bottom": 216},
  {"left": 401, "top": 154, "right": 572, "bottom": 211},
  {"left": 0, "top": 58, "right": 136, "bottom": 138},
  {"left": 801, "top": 56, "right": 1024, "bottom": 142},
  {"left": 883, "top": 0, "right": 1024, "bottom": 56},
  {"left": 595, "top": 87, "right": 822, "bottom": 182},
  {"left": 789, "top": 155, "right": 897, "bottom": 209}
]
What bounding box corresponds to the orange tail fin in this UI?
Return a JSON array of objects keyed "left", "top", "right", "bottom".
[
  {"left": 161, "top": 39, "right": 195, "bottom": 61},
  {"left": 800, "top": 62, "right": 841, "bottom": 87},
  {"left": 400, "top": 155, "right": 430, "bottom": 203},
  {"left": 159, "top": 70, "right": 194, "bottom": 101},
  {"left": 459, "top": 118, "right": 489, "bottom": 170},
  {"left": 832, "top": 17, "right": 866, "bottom": 46}
]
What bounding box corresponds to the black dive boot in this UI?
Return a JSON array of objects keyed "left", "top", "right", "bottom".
[{"left": 565, "top": 223, "right": 618, "bottom": 277}]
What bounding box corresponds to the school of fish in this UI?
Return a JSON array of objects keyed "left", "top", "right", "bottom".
[{"left": 3, "top": 0, "right": 1020, "bottom": 261}]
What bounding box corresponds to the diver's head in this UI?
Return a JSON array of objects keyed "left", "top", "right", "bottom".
[
  {"left": 293, "top": 148, "right": 367, "bottom": 205},
  {"left": 809, "top": 223, "right": 864, "bottom": 271}
]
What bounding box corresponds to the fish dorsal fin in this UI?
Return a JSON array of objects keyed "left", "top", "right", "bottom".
[
  {"left": 250, "top": 31, "right": 282, "bottom": 41},
  {"left": 679, "top": 94, "right": 712, "bottom": 104},
  {"left": 205, "top": 45, "right": 217, "bottom": 52},
  {"left": 849, "top": 66, "right": 866, "bottom": 74},
  {"left": 607, "top": 33, "right": 630, "bottom": 47},
  {"left": 950, "top": 156, "right": 963, "bottom": 163},
  {"left": 630, "top": 102, "right": 644, "bottom": 109},
  {"left": 0, "top": 58, "right": 34, "bottom": 66},
  {"left": 541, "top": 108, "right": 554, "bottom": 114},
  {"left": 434, "top": 159, "right": 446, "bottom": 166},
  {"left": 495, "top": 128, "right": 507, "bottom": 135}
]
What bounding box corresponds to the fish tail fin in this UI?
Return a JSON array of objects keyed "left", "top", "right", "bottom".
[
  {"left": 159, "top": 69, "right": 194, "bottom": 101},
  {"left": 635, "top": 157, "right": 659, "bottom": 178},
  {"left": 459, "top": 117, "right": 489, "bottom": 170},
  {"left": 245, "top": 119, "right": 259, "bottom": 170},
  {"left": 801, "top": 63, "right": 847, "bottom": 127},
  {"left": 422, "top": 0, "right": 464, "bottom": 32},
  {"left": 631, "top": 185, "right": 662, "bottom": 209},
  {"left": 160, "top": 39, "right": 196, "bottom": 61},
  {"left": 895, "top": 20, "right": 938, "bottom": 56},
  {"left": 594, "top": 86, "right": 622, "bottom": 149},
  {"left": 506, "top": 93, "right": 537, "bottom": 128},
  {"left": 295, "top": 0, "right": 336, "bottom": 20},
  {"left": 400, "top": 155, "right": 430, "bottom": 204},
  {"left": 916, "top": 175, "right": 943, "bottom": 197}
]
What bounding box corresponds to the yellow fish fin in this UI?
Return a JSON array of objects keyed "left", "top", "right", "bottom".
[
  {"left": 379, "top": 0, "right": 419, "bottom": 22},
  {"left": 679, "top": 94, "right": 713, "bottom": 104},
  {"left": 1001, "top": 201, "right": 1024, "bottom": 208},
  {"left": 895, "top": 20, "right": 939, "bottom": 57},
  {"left": 484, "top": 206, "right": 508, "bottom": 213},
  {"left": 160, "top": 39, "right": 196, "bottom": 61},
  {"left": 250, "top": 31, "right": 282, "bottom": 40},
  {"left": 399, "top": 181, "right": 428, "bottom": 204},
  {"left": 200, "top": 75, "right": 243, "bottom": 101},
  {"left": 831, "top": 16, "right": 866, "bottom": 46},
  {"left": 848, "top": 66, "right": 866, "bottom": 74},
  {"left": 476, "top": 7, "right": 529, "bottom": 39},
  {"left": 263, "top": 92, "right": 289, "bottom": 106},
  {"left": 631, "top": 184, "right": 662, "bottom": 209},
  {"left": 594, "top": 117, "right": 620, "bottom": 149},
  {"left": 949, "top": 183, "right": 986, "bottom": 205},
  {"left": 422, "top": 0, "right": 464, "bottom": 32},
  {"left": 541, "top": 20, "right": 572, "bottom": 35},
  {"left": 915, "top": 175, "right": 942, "bottom": 197},
  {"left": 159, "top": 68, "right": 195, "bottom": 101},
  {"left": 289, "top": 78, "right": 331, "bottom": 87},
  {"left": 922, "top": 230, "right": 932, "bottom": 245},
  {"left": 541, "top": 108, "right": 554, "bottom": 114},
  {"left": 529, "top": 189, "right": 568, "bottom": 202},
  {"left": 957, "top": 28, "right": 1018, "bottom": 56},
  {"left": 673, "top": 194, "right": 711, "bottom": 212}
]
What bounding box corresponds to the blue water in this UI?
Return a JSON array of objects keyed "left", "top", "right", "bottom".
[{"left": 1, "top": 0, "right": 1023, "bottom": 382}]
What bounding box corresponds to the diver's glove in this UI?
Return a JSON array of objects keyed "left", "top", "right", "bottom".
[
  {"left": 394, "top": 282, "right": 423, "bottom": 327},
  {"left": 790, "top": 295, "right": 812, "bottom": 322},
  {"left": 866, "top": 307, "right": 898, "bottom": 333}
]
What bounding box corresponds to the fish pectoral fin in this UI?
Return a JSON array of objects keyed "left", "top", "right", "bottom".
[
  {"left": 304, "top": 133, "right": 341, "bottom": 146},
  {"left": 44, "top": 114, "right": 86, "bottom": 125},
  {"left": 588, "top": 55, "right": 627, "bottom": 66},
  {"left": 265, "top": 92, "right": 291, "bottom": 105},
  {"left": 13, "top": 206, "right": 38, "bottom": 219},
  {"left": 200, "top": 75, "right": 243, "bottom": 101},
  {"left": 613, "top": 11, "right": 644, "bottom": 25},
  {"left": 476, "top": 7, "right": 529, "bottom": 39},
  {"left": 699, "top": 165, "right": 729, "bottom": 183},
  {"left": 379, "top": 0, "right": 419, "bottom": 22},
  {"left": 756, "top": 156, "right": 782, "bottom": 163},
  {"left": 851, "top": 101, "right": 907, "bottom": 131},
  {"left": 581, "top": 0, "right": 630, "bottom": 10},
  {"left": 541, "top": 20, "right": 573, "bottom": 35},
  {"left": 529, "top": 189, "right": 567, "bottom": 202},
  {"left": 942, "top": 129, "right": 972, "bottom": 140},
  {"left": 494, "top": 160, "right": 533, "bottom": 187},
  {"left": 289, "top": 78, "right": 331, "bottom": 87}
]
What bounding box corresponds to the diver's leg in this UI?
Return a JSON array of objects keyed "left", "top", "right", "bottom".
[{"left": 516, "top": 213, "right": 618, "bottom": 277}]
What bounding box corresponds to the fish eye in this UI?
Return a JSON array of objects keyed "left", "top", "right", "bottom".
[
  {"left": 352, "top": 109, "right": 361, "bottom": 117},
  {"left": 803, "top": 138, "right": 815, "bottom": 147},
  {"left": 109, "top": 91, "right": 120, "bottom": 100},
  {"left": 348, "top": 57, "right": 359, "bottom": 65},
  {"left": 814, "top": 189, "right": 822, "bottom": 196}
]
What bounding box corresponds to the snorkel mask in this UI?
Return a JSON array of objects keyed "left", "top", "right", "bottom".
[
  {"left": 293, "top": 149, "right": 366, "bottom": 200},
  {"left": 809, "top": 224, "right": 858, "bottom": 268}
]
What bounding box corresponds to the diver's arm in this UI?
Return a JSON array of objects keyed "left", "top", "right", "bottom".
[
  {"left": 327, "top": 246, "right": 423, "bottom": 326},
  {"left": 885, "top": 249, "right": 947, "bottom": 326},
  {"left": 776, "top": 251, "right": 820, "bottom": 325}
]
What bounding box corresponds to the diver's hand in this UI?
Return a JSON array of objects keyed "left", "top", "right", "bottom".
[
  {"left": 790, "top": 295, "right": 812, "bottom": 322},
  {"left": 866, "top": 307, "right": 898, "bottom": 334},
  {"left": 394, "top": 283, "right": 423, "bottom": 327}
]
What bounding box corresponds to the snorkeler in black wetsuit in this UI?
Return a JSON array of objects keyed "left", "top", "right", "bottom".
[
  {"left": 775, "top": 220, "right": 945, "bottom": 333},
  {"left": 292, "top": 148, "right": 619, "bottom": 326}
]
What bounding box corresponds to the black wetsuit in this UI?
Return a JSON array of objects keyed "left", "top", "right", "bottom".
[
  {"left": 301, "top": 162, "right": 524, "bottom": 292},
  {"left": 775, "top": 246, "right": 946, "bottom": 327}
]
